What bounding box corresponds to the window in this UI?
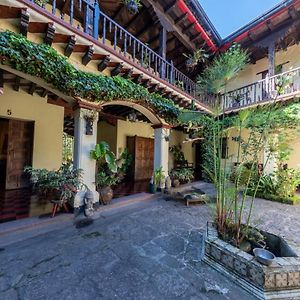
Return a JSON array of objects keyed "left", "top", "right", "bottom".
[{"left": 221, "top": 137, "right": 228, "bottom": 159}]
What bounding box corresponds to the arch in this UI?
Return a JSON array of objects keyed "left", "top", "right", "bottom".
[{"left": 101, "top": 100, "right": 165, "bottom": 125}]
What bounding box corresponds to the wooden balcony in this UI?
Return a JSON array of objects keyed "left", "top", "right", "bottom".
[
  {"left": 2, "top": 0, "right": 211, "bottom": 112},
  {"left": 200, "top": 66, "right": 300, "bottom": 113}
]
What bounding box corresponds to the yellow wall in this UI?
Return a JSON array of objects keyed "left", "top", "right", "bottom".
[
  {"left": 97, "top": 120, "right": 117, "bottom": 154},
  {"left": 169, "top": 130, "right": 195, "bottom": 170},
  {"left": 0, "top": 88, "right": 64, "bottom": 170},
  {"left": 228, "top": 43, "right": 300, "bottom": 91},
  {"left": 116, "top": 119, "right": 154, "bottom": 157},
  {"left": 225, "top": 127, "right": 300, "bottom": 171}
]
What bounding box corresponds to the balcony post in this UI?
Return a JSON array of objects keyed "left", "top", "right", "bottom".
[
  {"left": 93, "top": 1, "right": 100, "bottom": 39},
  {"left": 268, "top": 41, "right": 275, "bottom": 77},
  {"left": 153, "top": 124, "right": 171, "bottom": 177},
  {"left": 159, "top": 25, "right": 167, "bottom": 79}
]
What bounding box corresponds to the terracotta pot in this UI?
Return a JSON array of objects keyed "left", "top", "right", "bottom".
[
  {"left": 99, "top": 186, "right": 113, "bottom": 205},
  {"left": 172, "top": 179, "right": 180, "bottom": 188}
]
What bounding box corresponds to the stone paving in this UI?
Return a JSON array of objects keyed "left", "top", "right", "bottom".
[
  {"left": 0, "top": 181, "right": 299, "bottom": 300},
  {"left": 0, "top": 196, "right": 257, "bottom": 300}
]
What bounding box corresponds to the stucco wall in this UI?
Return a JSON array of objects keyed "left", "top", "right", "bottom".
[
  {"left": 0, "top": 88, "right": 64, "bottom": 170},
  {"left": 116, "top": 119, "right": 154, "bottom": 157},
  {"left": 169, "top": 130, "right": 195, "bottom": 170},
  {"left": 224, "top": 127, "right": 300, "bottom": 171},
  {"left": 97, "top": 120, "right": 118, "bottom": 154},
  {"left": 228, "top": 43, "right": 300, "bottom": 91}
]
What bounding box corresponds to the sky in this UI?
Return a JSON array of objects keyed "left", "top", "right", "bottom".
[{"left": 200, "top": 0, "right": 282, "bottom": 38}]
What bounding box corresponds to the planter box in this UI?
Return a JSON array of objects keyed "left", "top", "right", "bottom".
[{"left": 203, "top": 223, "right": 300, "bottom": 299}]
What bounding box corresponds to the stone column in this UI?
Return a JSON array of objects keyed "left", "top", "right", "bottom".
[
  {"left": 73, "top": 107, "right": 99, "bottom": 210},
  {"left": 153, "top": 124, "right": 170, "bottom": 176}
]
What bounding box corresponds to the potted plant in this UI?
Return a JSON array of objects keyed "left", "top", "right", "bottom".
[
  {"left": 90, "top": 141, "right": 120, "bottom": 205},
  {"left": 24, "top": 163, "right": 83, "bottom": 214},
  {"left": 95, "top": 171, "right": 119, "bottom": 205},
  {"left": 34, "top": 0, "right": 48, "bottom": 6},
  {"left": 122, "top": 0, "right": 142, "bottom": 14},
  {"left": 149, "top": 175, "right": 156, "bottom": 194},
  {"left": 169, "top": 169, "right": 181, "bottom": 187},
  {"left": 116, "top": 148, "right": 133, "bottom": 182},
  {"left": 154, "top": 167, "right": 165, "bottom": 190},
  {"left": 183, "top": 48, "right": 208, "bottom": 70}
]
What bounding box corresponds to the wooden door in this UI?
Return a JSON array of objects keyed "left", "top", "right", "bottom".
[
  {"left": 6, "top": 120, "right": 34, "bottom": 190},
  {"left": 127, "top": 136, "right": 154, "bottom": 181}
]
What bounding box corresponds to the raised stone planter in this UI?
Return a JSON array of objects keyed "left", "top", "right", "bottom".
[{"left": 203, "top": 223, "right": 300, "bottom": 299}]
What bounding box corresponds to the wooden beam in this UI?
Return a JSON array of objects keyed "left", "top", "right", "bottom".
[
  {"left": 29, "top": 82, "right": 37, "bottom": 95},
  {"left": 98, "top": 56, "right": 110, "bottom": 72},
  {"left": 266, "top": 19, "right": 274, "bottom": 32},
  {"left": 111, "top": 63, "right": 123, "bottom": 76},
  {"left": 82, "top": 45, "right": 94, "bottom": 66},
  {"left": 20, "top": 8, "right": 29, "bottom": 37},
  {"left": 0, "top": 70, "right": 3, "bottom": 89},
  {"left": 133, "top": 74, "right": 143, "bottom": 84},
  {"left": 182, "top": 22, "right": 195, "bottom": 34},
  {"left": 142, "top": 79, "right": 151, "bottom": 88},
  {"left": 122, "top": 68, "right": 133, "bottom": 79},
  {"left": 289, "top": 6, "right": 297, "bottom": 20},
  {"left": 164, "top": 0, "right": 177, "bottom": 14},
  {"left": 124, "top": 7, "right": 146, "bottom": 29},
  {"left": 44, "top": 23, "right": 55, "bottom": 46},
  {"left": 175, "top": 13, "right": 188, "bottom": 25},
  {"left": 41, "top": 88, "right": 48, "bottom": 98},
  {"left": 64, "top": 35, "right": 76, "bottom": 57},
  {"left": 13, "top": 76, "right": 20, "bottom": 91},
  {"left": 148, "top": 84, "right": 159, "bottom": 93}
]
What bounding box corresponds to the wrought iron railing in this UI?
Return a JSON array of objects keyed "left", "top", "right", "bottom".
[
  {"left": 28, "top": 0, "right": 197, "bottom": 98},
  {"left": 199, "top": 66, "right": 300, "bottom": 111}
]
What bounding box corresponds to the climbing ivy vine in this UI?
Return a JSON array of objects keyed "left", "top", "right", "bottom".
[{"left": 0, "top": 31, "right": 184, "bottom": 124}]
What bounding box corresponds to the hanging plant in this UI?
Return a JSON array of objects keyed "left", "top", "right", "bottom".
[
  {"left": 0, "top": 30, "right": 183, "bottom": 124},
  {"left": 183, "top": 48, "right": 209, "bottom": 70},
  {"left": 34, "top": 0, "right": 49, "bottom": 6},
  {"left": 121, "top": 0, "right": 142, "bottom": 14}
]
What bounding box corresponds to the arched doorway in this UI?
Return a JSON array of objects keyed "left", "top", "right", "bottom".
[{"left": 98, "top": 101, "right": 166, "bottom": 197}]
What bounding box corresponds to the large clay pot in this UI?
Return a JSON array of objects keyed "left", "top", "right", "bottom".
[
  {"left": 99, "top": 186, "right": 113, "bottom": 205},
  {"left": 172, "top": 179, "right": 180, "bottom": 188}
]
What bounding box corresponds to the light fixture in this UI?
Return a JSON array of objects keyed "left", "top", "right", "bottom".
[{"left": 128, "top": 110, "right": 137, "bottom": 122}]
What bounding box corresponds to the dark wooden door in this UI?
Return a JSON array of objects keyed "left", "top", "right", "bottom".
[
  {"left": 127, "top": 136, "right": 154, "bottom": 181},
  {"left": 6, "top": 120, "right": 34, "bottom": 190}
]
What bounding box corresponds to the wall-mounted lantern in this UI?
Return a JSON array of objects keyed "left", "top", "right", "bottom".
[{"left": 82, "top": 109, "right": 98, "bottom": 136}]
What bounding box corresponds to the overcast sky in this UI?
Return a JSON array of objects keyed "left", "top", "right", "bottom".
[{"left": 200, "top": 0, "right": 282, "bottom": 38}]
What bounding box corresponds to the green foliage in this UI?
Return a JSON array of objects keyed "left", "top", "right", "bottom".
[
  {"left": 96, "top": 171, "right": 120, "bottom": 189},
  {"left": 34, "top": 0, "right": 48, "bottom": 6},
  {"left": 170, "top": 167, "right": 194, "bottom": 183},
  {"left": 248, "top": 191, "right": 300, "bottom": 205},
  {"left": 116, "top": 148, "right": 133, "bottom": 175},
  {"left": 154, "top": 167, "right": 165, "bottom": 186},
  {"left": 275, "top": 167, "right": 300, "bottom": 198},
  {"left": 197, "top": 44, "right": 248, "bottom": 95},
  {"left": 255, "top": 174, "right": 277, "bottom": 195},
  {"left": 90, "top": 142, "right": 117, "bottom": 173},
  {"left": 0, "top": 31, "right": 181, "bottom": 124},
  {"left": 91, "top": 141, "right": 121, "bottom": 189},
  {"left": 169, "top": 145, "right": 186, "bottom": 165},
  {"left": 24, "top": 163, "right": 83, "bottom": 201}
]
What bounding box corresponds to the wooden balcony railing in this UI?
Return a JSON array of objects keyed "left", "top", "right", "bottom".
[
  {"left": 28, "top": 0, "right": 197, "bottom": 98},
  {"left": 200, "top": 66, "right": 300, "bottom": 111}
]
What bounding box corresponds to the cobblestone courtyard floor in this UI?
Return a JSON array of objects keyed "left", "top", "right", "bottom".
[{"left": 0, "top": 182, "right": 299, "bottom": 299}]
